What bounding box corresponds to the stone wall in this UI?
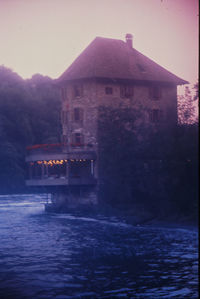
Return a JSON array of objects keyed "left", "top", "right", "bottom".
[
  {"left": 58, "top": 79, "right": 178, "bottom": 206},
  {"left": 49, "top": 186, "right": 98, "bottom": 211},
  {"left": 61, "top": 80, "right": 177, "bottom": 149}
]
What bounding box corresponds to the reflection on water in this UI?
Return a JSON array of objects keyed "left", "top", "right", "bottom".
[{"left": 0, "top": 195, "right": 198, "bottom": 298}]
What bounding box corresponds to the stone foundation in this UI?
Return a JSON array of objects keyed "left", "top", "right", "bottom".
[{"left": 45, "top": 186, "right": 98, "bottom": 212}]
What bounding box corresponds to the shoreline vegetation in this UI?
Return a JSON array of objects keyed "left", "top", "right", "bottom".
[{"left": 0, "top": 66, "right": 198, "bottom": 227}]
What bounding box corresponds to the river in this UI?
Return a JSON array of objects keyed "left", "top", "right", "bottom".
[{"left": 0, "top": 194, "right": 198, "bottom": 298}]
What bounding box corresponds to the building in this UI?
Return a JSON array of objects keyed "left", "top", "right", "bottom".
[{"left": 25, "top": 34, "right": 188, "bottom": 210}]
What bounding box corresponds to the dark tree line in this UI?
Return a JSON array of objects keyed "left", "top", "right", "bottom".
[
  {"left": 98, "top": 106, "right": 198, "bottom": 222},
  {"left": 0, "top": 66, "right": 61, "bottom": 193}
]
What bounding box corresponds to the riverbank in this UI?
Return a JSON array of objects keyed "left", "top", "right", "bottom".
[
  {"left": 0, "top": 193, "right": 198, "bottom": 230},
  {"left": 0, "top": 194, "right": 198, "bottom": 299},
  {"left": 114, "top": 208, "right": 198, "bottom": 231},
  {"left": 44, "top": 200, "right": 198, "bottom": 231}
]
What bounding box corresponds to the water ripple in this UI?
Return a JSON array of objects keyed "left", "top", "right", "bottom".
[{"left": 0, "top": 195, "right": 198, "bottom": 298}]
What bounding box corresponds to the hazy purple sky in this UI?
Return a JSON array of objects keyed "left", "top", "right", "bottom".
[{"left": 0, "top": 0, "right": 198, "bottom": 84}]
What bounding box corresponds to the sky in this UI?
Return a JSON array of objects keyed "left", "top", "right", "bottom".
[{"left": 0, "top": 0, "right": 198, "bottom": 86}]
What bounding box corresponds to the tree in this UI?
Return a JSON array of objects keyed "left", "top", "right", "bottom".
[
  {"left": 178, "top": 84, "right": 198, "bottom": 124},
  {"left": 98, "top": 105, "right": 198, "bottom": 221},
  {"left": 0, "top": 66, "right": 60, "bottom": 194}
]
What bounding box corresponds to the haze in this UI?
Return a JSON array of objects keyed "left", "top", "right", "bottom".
[{"left": 0, "top": 0, "right": 198, "bottom": 85}]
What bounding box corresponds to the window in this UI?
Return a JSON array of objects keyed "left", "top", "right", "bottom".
[
  {"left": 137, "top": 63, "right": 146, "bottom": 73},
  {"left": 61, "top": 87, "right": 67, "bottom": 100},
  {"left": 120, "top": 85, "right": 133, "bottom": 98},
  {"left": 149, "top": 109, "right": 163, "bottom": 123},
  {"left": 72, "top": 133, "right": 84, "bottom": 145},
  {"left": 61, "top": 134, "right": 67, "bottom": 145},
  {"left": 61, "top": 110, "right": 67, "bottom": 124},
  {"left": 74, "top": 108, "right": 83, "bottom": 122},
  {"left": 105, "top": 87, "right": 113, "bottom": 95},
  {"left": 149, "top": 86, "right": 161, "bottom": 100},
  {"left": 75, "top": 133, "right": 81, "bottom": 144},
  {"left": 73, "top": 84, "right": 83, "bottom": 98}
]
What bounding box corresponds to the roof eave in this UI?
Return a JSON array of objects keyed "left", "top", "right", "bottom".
[{"left": 55, "top": 75, "right": 189, "bottom": 86}]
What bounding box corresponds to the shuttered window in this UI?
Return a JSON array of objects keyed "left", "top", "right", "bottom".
[
  {"left": 61, "top": 110, "right": 67, "bottom": 124},
  {"left": 74, "top": 108, "right": 83, "bottom": 122},
  {"left": 105, "top": 87, "right": 113, "bottom": 95},
  {"left": 72, "top": 133, "right": 84, "bottom": 145},
  {"left": 149, "top": 109, "right": 163, "bottom": 123},
  {"left": 149, "top": 86, "right": 161, "bottom": 100},
  {"left": 61, "top": 87, "right": 67, "bottom": 100},
  {"left": 73, "top": 84, "right": 83, "bottom": 98},
  {"left": 120, "top": 85, "right": 133, "bottom": 98}
]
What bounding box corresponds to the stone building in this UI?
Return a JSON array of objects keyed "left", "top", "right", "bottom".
[{"left": 26, "top": 34, "right": 188, "bottom": 210}]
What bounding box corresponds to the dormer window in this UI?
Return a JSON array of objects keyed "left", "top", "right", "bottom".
[
  {"left": 120, "top": 85, "right": 133, "bottom": 98},
  {"left": 73, "top": 84, "right": 83, "bottom": 98},
  {"left": 149, "top": 86, "right": 161, "bottom": 100},
  {"left": 137, "top": 63, "right": 146, "bottom": 73},
  {"left": 105, "top": 87, "right": 113, "bottom": 95}
]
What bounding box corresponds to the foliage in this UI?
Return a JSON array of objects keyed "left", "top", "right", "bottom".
[
  {"left": 193, "top": 82, "right": 199, "bottom": 101},
  {"left": 98, "top": 106, "right": 198, "bottom": 220},
  {"left": 178, "top": 84, "right": 198, "bottom": 124},
  {"left": 0, "top": 66, "right": 60, "bottom": 193}
]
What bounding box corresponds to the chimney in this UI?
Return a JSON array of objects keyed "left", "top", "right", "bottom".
[{"left": 125, "top": 33, "right": 133, "bottom": 48}]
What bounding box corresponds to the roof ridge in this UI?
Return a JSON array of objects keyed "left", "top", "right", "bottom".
[{"left": 57, "top": 36, "right": 188, "bottom": 85}]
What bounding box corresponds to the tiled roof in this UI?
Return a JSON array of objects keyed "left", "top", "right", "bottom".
[{"left": 57, "top": 37, "right": 188, "bottom": 85}]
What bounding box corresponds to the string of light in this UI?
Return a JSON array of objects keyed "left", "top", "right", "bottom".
[{"left": 31, "top": 159, "right": 93, "bottom": 166}]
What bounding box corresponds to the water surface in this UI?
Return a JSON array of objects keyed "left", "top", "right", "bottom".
[{"left": 0, "top": 195, "right": 198, "bottom": 298}]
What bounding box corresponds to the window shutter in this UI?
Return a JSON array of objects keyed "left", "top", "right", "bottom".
[
  {"left": 80, "top": 108, "right": 84, "bottom": 122},
  {"left": 120, "top": 86, "right": 125, "bottom": 98},
  {"left": 80, "top": 84, "right": 83, "bottom": 97},
  {"left": 73, "top": 84, "right": 83, "bottom": 98},
  {"left": 150, "top": 86, "right": 161, "bottom": 100},
  {"left": 159, "top": 110, "right": 163, "bottom": 121},
  {"left": 72, "top": 133, "right": 76, "bottom": 144},
  {"left": 62, "top": 135, "right": 67, "bottom": 145},
  {"left": 126, "top": 86, "right": 133, "bottom": 98},
  {"left": 158, "top": 87, "right": 162, "bottom": 99},
  {"left": 74, "top": 108, "right": 79, "bottom": 121},
  {"left": 149, "top": 110, "right": 153, "bottom": 122},
  {"left": 62, "top": 111, "right": 67, "bottom": 124},
  {"left": 64, "top": 87, "right": 67, "bottom": 100},
  {"left": 61, "top": 88, "right": 64, "bottom": 100},
  {"left": 81, "top": 134, "right": 84, "bottom": 145},
  {"left": 149, "top": 86, "right": 153, "bottom": 99},
  {"left": 154, "top": 87, "right": 160, "bottom": 100}
]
